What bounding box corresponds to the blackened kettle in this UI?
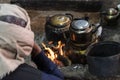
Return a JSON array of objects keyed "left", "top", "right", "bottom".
[
  {"left": 69, "top": 17, "right": 102, "bottom": 49},
  {"left": 45, "top": 14, "right": 73, "bottom": 43}
]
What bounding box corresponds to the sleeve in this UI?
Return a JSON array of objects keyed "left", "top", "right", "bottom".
[
  {"left": 40, "top": 71, "right": 63, "bottom": 80},
  {"left": 32, "top": 51, "right": 64, "bottom": 80}
]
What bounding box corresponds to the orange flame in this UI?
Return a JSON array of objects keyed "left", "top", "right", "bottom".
[
  {"left": 42, "top": 41, "right": 65, "bottom": 62},
  {"left": 42, "top": 43, "right": 56, "bottom": 61},
  {"left": 52, "top": 41, "right": 65, "bottom": 56},
  {"left": 56, "top": 41, "right": 65, "bottom": 56}
]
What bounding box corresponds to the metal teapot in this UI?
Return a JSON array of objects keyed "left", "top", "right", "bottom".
[
  {"left": 69, "top": 17, "right": 102, "bottom": 50},
  {"left": 45, "top": 13, "right": 73, "bottom": 42},
  {"left": 64, "top": 17, "right": 102, "bottom": 65},
  {"left": 101, "top": 7, "right": 120, "bottom": 26}
]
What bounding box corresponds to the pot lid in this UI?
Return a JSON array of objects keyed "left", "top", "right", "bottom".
[
  {"left": 107, "top": 8, "right": 118, "bottom": 15},
  {"left": 50, "top": 14, "right": 71, "bottom": 27},
  {"left": 71, "top": 20, "right": 89, "bottom": 30}
]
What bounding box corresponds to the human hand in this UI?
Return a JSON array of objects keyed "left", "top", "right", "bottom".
[{"left": 31, "top": 42, "right": 42, "bottom": 58}]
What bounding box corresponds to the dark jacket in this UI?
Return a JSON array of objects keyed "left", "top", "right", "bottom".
[{"left": 2, "top": 51, "right": 64, "bottom": 80}]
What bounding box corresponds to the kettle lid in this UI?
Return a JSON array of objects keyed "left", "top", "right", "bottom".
[
  {"left": 50, "top": 14, "right": 71, "bottom": 27},
  {"left": 107, "top": 8, "right": 118, "bottom": 15},
  {"left": 71, "top": 20, "right": 89, "bottom": 30}
]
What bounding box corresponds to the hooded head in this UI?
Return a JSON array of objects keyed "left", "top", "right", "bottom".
[{"left": 0, "top": 4, "right": 34, "bottom": 78}]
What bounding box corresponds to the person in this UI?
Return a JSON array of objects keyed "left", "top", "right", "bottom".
[{"left": 0, "top": 3, "right": 64, "bottom": 80}]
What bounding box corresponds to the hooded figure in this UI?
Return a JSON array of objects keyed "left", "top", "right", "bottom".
[
  {"left": 0, "top": 4, "right": 63, "bottom": 80},
  {"left": 0, "top": 3, "right": 34, "bottom": 78}
]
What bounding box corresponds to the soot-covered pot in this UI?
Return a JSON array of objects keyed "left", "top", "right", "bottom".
[
  {"left": 69, "top": 18, "right": 102, "bottom": 50},
  {"left": 66, "top": 17, "right": 102, "bottom": 64},
  {"left": 45, "top": 14, "right": 73, "bottom": 43}
]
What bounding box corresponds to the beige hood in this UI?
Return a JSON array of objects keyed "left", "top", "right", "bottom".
[{"left": 0, "top": 4, "right": 34, "bottom": 79}]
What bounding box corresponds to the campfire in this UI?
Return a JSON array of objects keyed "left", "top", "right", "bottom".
[
  {"left": 41, "top": 39, "right": 89, "bottom": 67},
  {"left": 40, "top": 14, "right": 102, "bottom": 67},
  {"left": 42, "top": 41, "right": 71, "bottom": 67}
]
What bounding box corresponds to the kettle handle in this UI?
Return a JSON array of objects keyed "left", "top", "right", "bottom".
[
  {"left": 65, "top": 13, "right": 73, "bottom": 20},
  {"left": 100, "top": 11, "right": 107, "bottom": 15},
  {"left": 92, "top": 24, "right": 100, "bottom": 34},
  {"left": 91, "top": 23, "right": 102, "bottom": 38}
]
